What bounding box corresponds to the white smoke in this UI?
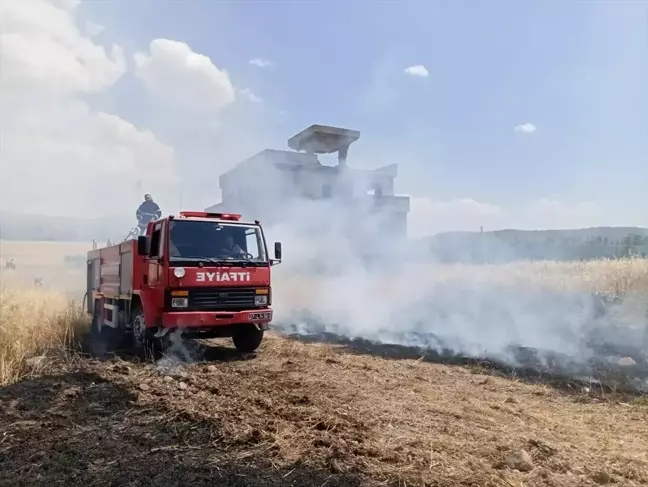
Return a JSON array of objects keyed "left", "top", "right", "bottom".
[{"left": 248, "top": 182, "right": 647, "bottom": 375}]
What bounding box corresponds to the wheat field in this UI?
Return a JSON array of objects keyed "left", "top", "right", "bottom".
[
  {"left": 435, "top": 258, "right": 648, "bottom": 295},
  {"left": 3, "top": 238, "right": 647, "bottom": 297},
  {"left": 0, "top": 239, "right": 92, "bottom": 296},
  {"left": 1, "top": 238, "right": 647, "bottom": 386},
  {"left": 0, "top": 288, "right": 86, "bottom": 385},
  {"left": 0, "top": 240, "right": 92, "bottom": 384},
  {"left": 0, "top": 241, "right": 647, "bottom": 485},
  {"left": 0, "top": 268, "right": 647, "bottom": 486}
]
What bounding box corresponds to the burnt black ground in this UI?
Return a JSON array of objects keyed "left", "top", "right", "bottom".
[
  {"left": 2, "top": 335, "right": 647, "bottom": 487},
  {"left": 283, "top": 331, "right": 648, "bottom": 394}
]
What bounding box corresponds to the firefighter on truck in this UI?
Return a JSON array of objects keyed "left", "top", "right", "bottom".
[
  {"left": 86, "top": 211, "right": 282, "bottom": 359},
  {"left": 134, "top": 193, "right": 162, "bottom": 236}
]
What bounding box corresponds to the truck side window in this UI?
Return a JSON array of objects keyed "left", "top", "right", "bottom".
[
  {"left": 245, "top": 229, "right": 258, "bottom": 259},
  {"left": 150, "top": 229, "right": 162, "bottom": 257}
]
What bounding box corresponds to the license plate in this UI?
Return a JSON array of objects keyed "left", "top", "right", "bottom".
[{"left": 248, "top": 311, "right": 272, "bottom": 321}]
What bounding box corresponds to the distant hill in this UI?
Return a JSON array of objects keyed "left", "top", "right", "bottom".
[
  {"left": 432, "top": 226, "right": 648, "bottom": 242},
  {"left": 2, "top": 211, "right": 647, "bottom": 263},
  {"left": 415, "top": 227, "right": 648, "bottom": 262},
  {"left": 0, "top": 211, "right": 129, "bottom": 242}
]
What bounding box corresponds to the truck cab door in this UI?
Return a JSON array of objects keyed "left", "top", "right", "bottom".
[
  {"left": 147, "top": 221, "right": 165, "bottom": 287},
  {"left": 141, "top": 221, "right": 166, "bottom": 319}
]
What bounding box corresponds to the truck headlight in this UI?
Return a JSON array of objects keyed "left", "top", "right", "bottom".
[
  {"left": 171, "top": 297, "right": 188, "bottom": 308},
  {"left": 254, "top": 295, "right": 268, "bottom": 306},
  {"left": 173, "top": 267, "right": 186, "bottom": 278}
]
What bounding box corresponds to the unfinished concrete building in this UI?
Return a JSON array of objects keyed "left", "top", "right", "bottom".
[{"left": 206, "top": 125, "right": 410, "bottom": 241}]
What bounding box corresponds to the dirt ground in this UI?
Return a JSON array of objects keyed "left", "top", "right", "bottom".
[{"left": 1, "top": 334, "right": 647, "bottom": 487}]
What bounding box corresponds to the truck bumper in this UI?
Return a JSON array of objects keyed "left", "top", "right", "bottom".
[{"left": 161, "top": 309, "right": 273, "bottom": 329}]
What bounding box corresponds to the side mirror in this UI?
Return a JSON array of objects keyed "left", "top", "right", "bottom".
[
  {"left": 137, "top": 236, "right": 148, "bottom": 256},
  {"left": 274, "top": 242, "right": 282, "bottom": 261}
]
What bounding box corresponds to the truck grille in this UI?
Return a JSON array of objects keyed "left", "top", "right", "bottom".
[{"left": 186, "top": 287, "right": 257, "bottom": 311}]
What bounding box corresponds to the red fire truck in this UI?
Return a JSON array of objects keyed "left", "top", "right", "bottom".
[{"left": 86, "top": 211, "right": 282, "bottom": 358}]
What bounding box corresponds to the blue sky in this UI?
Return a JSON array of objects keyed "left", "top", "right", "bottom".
[{"left": 76, "top": 1, "right": 648, "bottom": 229}]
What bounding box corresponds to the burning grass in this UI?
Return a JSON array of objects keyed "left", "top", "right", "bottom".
[{"left": 276, "top": 256, "right": 648, "bottom": 307}]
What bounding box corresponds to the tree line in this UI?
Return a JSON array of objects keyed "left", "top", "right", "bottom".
[{"left": 427, "top": 233, "right": 648, "bottom": 263}]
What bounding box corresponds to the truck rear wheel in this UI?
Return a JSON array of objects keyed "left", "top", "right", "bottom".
[
  {"left": 232, "top": 324, "right": 264, "bottom": 353},
  {"left": 131, "top": 308, "right": 166, "bottom": 361},
  {"left": 89, "top": 306, "right": 106, "bottom": 356},
  {"left": 89, "top": 302, "right": 122, "bottom": 355}
]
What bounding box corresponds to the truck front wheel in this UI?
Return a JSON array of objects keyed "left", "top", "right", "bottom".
[
  {"left": 232, "top": 324, "right": 264, "bottom": 353},
  {"left": 131, "top": 308, "right": 166, "bottom": 360}
]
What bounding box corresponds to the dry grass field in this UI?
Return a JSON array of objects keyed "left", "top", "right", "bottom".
[
  {"left": 0, "top": 240, "right": 92, "bottom": 266},
  {"left": 0, "top": 239, "right": 92, "bottom": 296},
  {"left": 0, "top": 289, "right": 86, "bottom": 385},
  {"left": 2, "top": 238, "right": 647, "bottom": 297},
  {"left": 422, "top": 258, "right": 648, "bottom": 295},
  {"left": 0, "top": 240, "right": 647, "bottom": 486}
]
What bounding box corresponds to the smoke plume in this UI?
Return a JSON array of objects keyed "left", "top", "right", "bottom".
[{"left": 250, "top": 189, "right": 648, "bottom": 387}]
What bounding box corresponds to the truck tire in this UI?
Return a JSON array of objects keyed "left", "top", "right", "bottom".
[
  {"left": 232, "top": 324, "right": 264, "bottom": 353},
  {"left": 89, "top": 305, "right": 106, "bottom": 356},
  {"left": 131, "top": 307, "right": 166, "bottom": 361}
]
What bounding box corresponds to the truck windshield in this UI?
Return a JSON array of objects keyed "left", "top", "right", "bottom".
[{"left": 168, "top": 220, "right": 267, "bottom": 263}]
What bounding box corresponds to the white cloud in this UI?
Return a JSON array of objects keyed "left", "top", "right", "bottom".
[
  {"left": 237, "top": 87, "right": 263, "bottom": 104},
  {"left": 514, "top": 122, "right": 537, "bottom": 134},
  {"left": 249, "top": 58, "right": 274, "bottom": 68},
  {"left": 134, "top": 39, "right": 236, "bottom": 112},
  {"left": 404, "top": 65, "right": 429, "bottom": 77},
  {"left": 0, "top": 0, "right": 125, "bottom": 99},
  {"left": 0, "top": 0, "right": 177, "bottom": 217},
  {"left": 85, "top": 20, "right": 105, "bottom": 37}
]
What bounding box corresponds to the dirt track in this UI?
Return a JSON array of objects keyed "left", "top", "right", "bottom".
[{"left": 1, "top": 334, "right": 647, "bottom": 487}]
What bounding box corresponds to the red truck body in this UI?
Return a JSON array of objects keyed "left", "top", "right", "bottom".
[{"left": 86, "top": 211, "right": 282, "bottom": 355}]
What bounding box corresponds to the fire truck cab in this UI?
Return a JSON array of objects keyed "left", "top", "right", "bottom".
[{"left": 86, "top": 211, "right": 282, "bottom": 357}]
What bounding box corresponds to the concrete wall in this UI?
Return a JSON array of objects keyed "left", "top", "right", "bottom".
[{"left": 209, "top": 149, "right": 410, "bottom": 239}]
